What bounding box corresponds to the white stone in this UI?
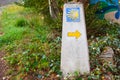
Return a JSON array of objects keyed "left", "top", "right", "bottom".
[{"left": 61, "top": 3, "right": 90, "bottom": 77}]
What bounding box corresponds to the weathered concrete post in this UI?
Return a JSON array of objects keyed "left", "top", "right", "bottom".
[{"left": 61, "top": 2, "right": 90, "bottom": 77}]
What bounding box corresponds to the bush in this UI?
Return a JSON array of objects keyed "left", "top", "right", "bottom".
[
  {"left": 23, "top": 0, "right": 49, "bottom": 15},
  {"left": 22, "top": 0, "right": 63, "bottom": 30}
]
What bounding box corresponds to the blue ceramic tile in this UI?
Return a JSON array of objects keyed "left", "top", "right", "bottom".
[{"left": 66, "top": 8, "right": 80, "bottom": 22}]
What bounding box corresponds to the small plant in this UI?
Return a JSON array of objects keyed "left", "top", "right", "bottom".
[{"left": 15, "top": 17, "right": 28, "bottom": 27}]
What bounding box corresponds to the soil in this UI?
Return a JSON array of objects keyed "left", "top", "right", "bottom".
[{"left": 0, "top": 51, "right": 9, "bottom": 80}]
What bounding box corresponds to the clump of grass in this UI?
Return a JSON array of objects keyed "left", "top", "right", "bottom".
[{"left": 15, "top": 17, "right": 28, "bottom": 27}]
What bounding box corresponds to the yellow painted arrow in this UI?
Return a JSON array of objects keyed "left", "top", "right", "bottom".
[{"left": 67, "top": 30, "right": 81, "bottom": 39}]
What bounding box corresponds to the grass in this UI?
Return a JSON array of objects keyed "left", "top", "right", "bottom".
[
  {"left": 0, "top": 5, "right": 26, "bottom": 46},
  {"left": 0, "top": 4, "right": 61, "bottom": 79},
  {"left": 0, "top": 4, "right": 46, "bottom": 47},
  {"left": 1, "top": 3, "right": 120, "bottom": 80}
]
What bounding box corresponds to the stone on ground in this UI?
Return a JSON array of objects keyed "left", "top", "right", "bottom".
[{"left": 99, "top": 47, "right": 114, "bottom": 65}]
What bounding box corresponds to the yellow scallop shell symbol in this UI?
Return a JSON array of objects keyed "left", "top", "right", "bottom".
[{"left": 67, "top": 10, "right": 79, "bottom": 20}]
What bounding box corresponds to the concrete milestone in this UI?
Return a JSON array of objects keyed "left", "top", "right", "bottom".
[{"left": 61, "top": 3, "right": 90, "bottom": 77}]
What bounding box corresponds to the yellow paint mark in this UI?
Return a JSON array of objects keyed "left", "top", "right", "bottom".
[{"left": 67, "top": 30, "right": 81, "bottom": 39}]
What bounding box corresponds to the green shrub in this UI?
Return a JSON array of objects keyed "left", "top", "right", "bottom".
[
  {"left": 22, "top": 0, "right": 64, "bottom": 30},
  {"left": 23, "top": 0, "right": 49, "bottom": 15}
]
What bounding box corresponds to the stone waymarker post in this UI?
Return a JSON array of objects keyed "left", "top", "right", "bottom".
[{"left": 61, "top": 3, "right": 90, "bottom": 77}]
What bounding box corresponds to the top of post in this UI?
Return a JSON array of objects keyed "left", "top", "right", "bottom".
[{"left": 67, "top": 1, "right": 82, "bottom": 4}]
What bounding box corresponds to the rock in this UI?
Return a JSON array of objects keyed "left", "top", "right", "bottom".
[
  {"left": 104, "top": 74, "right": 112, "bottom": 80},
  {"left": 99, "top": 47, "right": 114, "bottom": 65},
  {"left": 100, "top": 47, "right": 114, "bottom": 57}
]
